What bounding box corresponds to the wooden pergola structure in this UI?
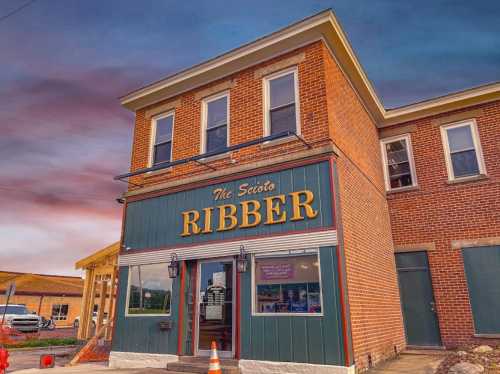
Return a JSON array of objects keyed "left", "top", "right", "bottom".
[{"left": 75, "top": 242, "right": 119, "bottom": 341}]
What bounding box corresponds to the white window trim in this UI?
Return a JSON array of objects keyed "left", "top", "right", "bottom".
[
  {"left": 263, "top": 66, "right": 301, "bottom": 137},
  {"left": 251, "top": 248, "right": 324, "bottom": 317},
  {"left": 52, "top": 304, "right": 69, "bottom": 320},
  {"left": 440, "top": 119, "right": 486, "bottom": 181},
  {"left": 124, "top": 264, "right": 173, "bottom": 317},
  {"left": 200, "top": 91, "right": 230, "bottom": 155},
  {"left": 149, "top": 110, "right": 175, "bottom": 167},
  {"left": 380, "top": 134, "right": 418, "bottom": 192}
]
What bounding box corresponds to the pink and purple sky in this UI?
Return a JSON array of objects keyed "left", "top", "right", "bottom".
[{"left": 1, "top": 0, "right": 499, "bottom": 276}]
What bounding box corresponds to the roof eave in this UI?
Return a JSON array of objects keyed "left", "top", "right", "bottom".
[
  {"left": 382, "top": 82, "right": 500, "bottom": 127},
  {"left": 75, "top": 242, "right": 120, "bottom": 270}
]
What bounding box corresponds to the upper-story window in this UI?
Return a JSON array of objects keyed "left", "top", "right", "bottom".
[
  {"left": 263, "top": 67, "right": 300, "bottom": 136},
  {"left": 202, "top": 92, "right": 229, "bottom": 154},
  {"left": 380, "top": 134, "right": 417, "bottom": 191},
  {"left": 440, "top": 120, "right": 486, "bottom": 180},
  {"left": 151, "top": 112, "right": 174, "bottom": 165}
]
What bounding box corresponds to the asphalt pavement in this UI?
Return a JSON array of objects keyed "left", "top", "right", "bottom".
[
  {"left": 7, "top": 346, "right": 77, "bottom": 373},
  {"left": 11, "top": 363, "right": 170, "bottom": 373}
]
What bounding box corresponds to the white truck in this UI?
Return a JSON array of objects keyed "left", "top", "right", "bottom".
[
  {"left": 73, "top": 311, "right": 108, "bottom": 329},
  {"left": 0, "top": 304, "right": 41, "bottom": 333}
]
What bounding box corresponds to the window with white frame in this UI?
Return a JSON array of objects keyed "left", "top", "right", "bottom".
[
  {"left": 253, "top": 249, "right": 322, "bottom": 315},
  {"left": 441, "top": 120, "right": 486, "bottom": 180},
  {"left": 380, "top": 134, "right": 417, "bottom": 190},
  {"left": 264, "top": 68, "right": 300, "bottom": 136},
  {"left": 51, "top": 304, "right": 69, "bottom": 321},
  {"left": 151, "top": 112, "right": 174, "bottom": 165},
  {"left": 202, "top": 92, "right": 229, "bottom": 154},
  {"left": 127, "top": 263, "right": 173, "bottom": 316}
]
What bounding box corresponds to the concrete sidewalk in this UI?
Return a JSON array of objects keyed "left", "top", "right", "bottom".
[
  {"left": 12, "top": 363, "right": 169, "bottom": 374},
  {"left": 12, "top": 352, "right": 446, "bottom": 374},
  {"left": 367, "top": 352, "right": 445, "bottom": 374}
]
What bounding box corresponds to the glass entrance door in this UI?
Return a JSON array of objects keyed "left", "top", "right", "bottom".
[{"left": 196, "top": 259, "right": 234, "bottom": 357}]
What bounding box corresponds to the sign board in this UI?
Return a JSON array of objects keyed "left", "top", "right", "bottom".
[
  {"left": 206, "top": 305, "right": 223, "bottom": 320},
  {"left": 212, "top": 272, "right": 226, "bottom": 287},
  {"left": 123, "top": 160, "right": 334, "bottom": 250},
  {"left": 206, "top": 286, "right": 225, "bottom": 320},
  {"left": 260, "top": 264, "right": 294, "bottom": 280},
  {"left": 5, "top": 282, "right": 15, "bottom": 298}
]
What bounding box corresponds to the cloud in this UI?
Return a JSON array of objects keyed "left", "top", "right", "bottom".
[
  {"left": 0, "top": 67, "right": 145, "bottom": 138},
  {"left": 0, "top": 217, "right": 121, "bottom": 276},
  {"left": 0, "top": 161, "right": 125, "bottom": 220},
  {"left": 1, "top": 0, "right": 499, "bottom": 276},
  {"left": 0, "top": 67, "right": 138, "bottom": 275}
]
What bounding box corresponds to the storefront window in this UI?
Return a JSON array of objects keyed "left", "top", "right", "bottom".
[
  {"left": 253, "top": 250, "right": 322, "bottom": 315},
  {"left": 127, "top": 263, "right": 173, "bottom": 315}
]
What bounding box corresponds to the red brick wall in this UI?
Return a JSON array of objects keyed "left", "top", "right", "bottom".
[
  {"left": 128, "top": 41, "right": 331, "bottom": 189},
  {"left": 126, "top": 40, "right": 405, "bottom": 370},
  {"left": 323, "top": 47, "right": 405, "bottom": 369},
  {"left": 385, "top": 101, "right": 500, "bottom": 347}
]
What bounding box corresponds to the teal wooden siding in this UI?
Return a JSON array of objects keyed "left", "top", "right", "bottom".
[
  {"left": 240, "top": 246, "right": 345, "bottom": 365},
  {"left": 123, "top": 161, "right": 333, "bottom": 251},
  {"left": 112, "top": 266, "right": 179, "bottom": 354},
  {"left": 462, "top": 246, "right": 500, "bottom": 334}
]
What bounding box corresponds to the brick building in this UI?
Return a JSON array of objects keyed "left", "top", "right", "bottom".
[
  {"left": 383, "top": 99, "right": 500, "bottom": 348},
  {"left": 0, "top": 271, "right": 83, "bottom": 328},
  {"left": 110, "top": 10, "right": 499, "bottom": 373}
]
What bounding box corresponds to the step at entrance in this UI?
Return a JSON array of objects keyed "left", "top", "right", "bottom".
[{"left": 167, "top": 356, "right": 240, "bottom": 374}]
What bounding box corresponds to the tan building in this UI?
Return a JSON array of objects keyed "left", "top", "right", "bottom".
[{"left": 0, "top": 271, "right": 83, "bottom": 328}]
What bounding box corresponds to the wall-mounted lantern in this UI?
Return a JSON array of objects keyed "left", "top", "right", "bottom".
[
  {"left": 237, "top": 245, "right": 248, "bottom": 273},
  {"left": 168, "top": 253, "right": 179, "bottom": 278}
]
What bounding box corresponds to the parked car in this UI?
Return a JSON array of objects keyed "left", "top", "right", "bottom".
[
  {"left": 0, "top": 304, "right": 41, "bottom": 333},
  {"left": 73, "top": 312, "right": 107, "bottom": 329}
]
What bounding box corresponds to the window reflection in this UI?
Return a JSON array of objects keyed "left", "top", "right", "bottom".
[{"left": 128, "top": 263, "right": 172, "bottom": 315}]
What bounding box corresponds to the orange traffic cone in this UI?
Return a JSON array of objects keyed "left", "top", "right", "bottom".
[{"left": 208, "top": 341, "right": 222, "bottom": 374}]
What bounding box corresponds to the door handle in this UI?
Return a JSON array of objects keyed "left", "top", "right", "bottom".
[{"left": 430, "top": 301, "right": 437, "bottom": 313}]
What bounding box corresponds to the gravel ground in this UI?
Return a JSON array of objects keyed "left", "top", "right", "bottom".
[{"left": 436, "top": 344, "right": 500, "bottom": 373}]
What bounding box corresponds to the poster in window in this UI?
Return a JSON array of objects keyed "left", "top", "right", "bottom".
[
  {"left": 307, "top": 283, "right": 321, "bottom": 313},
  {"left": 213, "top": 272, "right": 226, "bottom": 287},
  {"left": 282, "top": 283, "right": 308, "bottom": 312},
  {"left": 260, "top": 263, "right": 294, "bottom": 280},
  {"left": 206, "top": 305, "right": 223, "bottom": 320},
  {"left": 256, "top": 284, "right": 280, "bottom": 312}
]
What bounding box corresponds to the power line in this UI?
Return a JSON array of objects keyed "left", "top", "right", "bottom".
[{"left": 0, "top": 0, "right": 37, "bottom": 24}]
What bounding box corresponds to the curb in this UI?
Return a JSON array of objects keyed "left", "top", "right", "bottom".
[{"left": 7, "top": 345, "right": 80, "bottom": 352}]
